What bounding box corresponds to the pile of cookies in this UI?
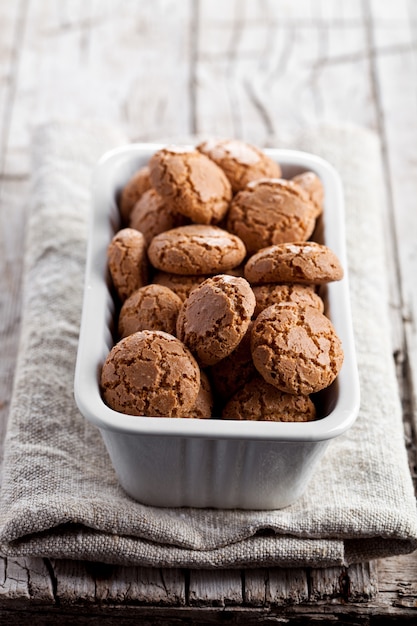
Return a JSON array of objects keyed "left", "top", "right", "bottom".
[{"left": 100, "top": 139, "right": 344, "bottom": 422}]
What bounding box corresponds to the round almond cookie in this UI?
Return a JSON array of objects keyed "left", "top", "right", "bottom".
[
  {"left": 222, "top": 376, "right": 316, "bottom": 421},
  {"left": 129, "top": 188, "right": 189, "bottom": 245},
  {"left": 209, "top": 322, "right": 257, "bottom": 404},
  {"left": 251, "top": 303, "right": 344, "bottom": 396},
  {"left": 226, "top": 178, "right": 316, "bottom": 254},
  {"left": 182, "top": 370, "right": 213, "bottom": 418},
  {"left": 196, "top": 138, "right": 282, "bottom": 193},
  {"left": 152, "top": 272, "right": 209, "bottom": 301},
  {"left": 252, "top": 283, "right": 324, "bottom": 318},
  {"left": 119, "top": 166, "right": 152, "bottom": 224},
  {"left": 244, "top": 242, "right": 344, "bottom": 285},
  {"left": 292, "top": 171, "right": 324, "bottom": 218},
  {"left": 107, "top": 228, "right": 148, "bottom": 302},
  {"left": 176, "top": 274, "right": 256, "bottom": 366},
  {"left": 118, "top": 284, "right": 183, "bottom": 338},
  {"left": 100, "top": 330, "right": 200, "bottom": 417},
  {"left": 149, "top": 146, "right": 232, "bottom": 224},
  {"left": 148, "top": 224, "right": 246, "bottom": 275}
]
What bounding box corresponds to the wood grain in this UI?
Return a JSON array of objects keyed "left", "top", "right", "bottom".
[{"left": 1, "top": 0, "right": 417, "bottom": 620}]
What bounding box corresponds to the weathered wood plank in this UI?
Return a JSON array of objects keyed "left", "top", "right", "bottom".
[
  {"left": 195, "top": 0, "right": 376, "bottom": 143},
  {"left": 94, "top": 565, "right": 186, "bottom": 606},
  {"left": 2, "top": 0, "right": 193, "bottom": 177},
  {"left": 0, "top": 0, "right": 26, "bottom": 162},
  {"left": 244, "top": 567, "right": 310, "bottom": 606},
  {"left": 310, "top": 563, "right": 378, "bottom": 604},
  {"left": 0, "top": 0, "right": 417, "bottom": 620},
  {"left": 0, "top": 558, "right": 30, "bottom": 603},
  {"left": 0, "top": 557, "right": 54, "bottom": 606},
  {"left": 51, "top": 560, "right": 96, "bottom": 604},
  {"left": 368, "top": 0, "right": 417, "bottom": 434},
  {"left": 188, "top": 569, "right": 243, "bottom": 606}
]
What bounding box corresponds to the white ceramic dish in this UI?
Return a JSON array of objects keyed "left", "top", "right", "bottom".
[{"left": 74, "top": 143, "right": 360, "bottom": 510}]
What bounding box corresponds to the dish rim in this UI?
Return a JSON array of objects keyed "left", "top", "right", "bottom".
[{"left": 74, "top": 143, "right": 360, "bottom": 443}]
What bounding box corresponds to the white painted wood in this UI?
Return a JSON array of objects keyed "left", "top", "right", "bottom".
[{"left": 369, "top": 0, "right": 417, "bottom": 426}]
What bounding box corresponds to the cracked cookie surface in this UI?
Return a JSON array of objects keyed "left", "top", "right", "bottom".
[
  {"left": 244, "top": 241, "right": 344, "bottom": 285},
  {"left": 100, "top": 330, "right": 200, "bottom": 417},
  {"left": 227, "top": 178, "right": 316, "bottom": 254},
  {"left": 252, "top": 283, "right": 324, "bottom": 318},
  {"left": 148, "top": 224, "right": 246, "bottom": 275},
  {"left": 149, "top": 146, "right": 232, "bottom": 224},
  {"left": 176, "top": 274, "right": 256, "bottom": 366},
  {"left": 182, "top": 370, "right": 213, "bottom": 418},
  {"left": 251, "top": 303, "right": 344, "bottom": 395},
  {"left": 152, "top": 271, "right": 209, "bottom": 301},
  {"left": 119, "top": 166, "right": 152, "bottom": 224},
  {"left": 197, "top": 138, "right": 282, "bottom": 193},
  {"left": 222, "top": 375, "right": 316, "bottom": 421},
  {"left": 292, "top": 170, "right": 324, "bottom": 218},
  {"left": 118, "top": 284, "right": 183, "bottom": 338},
  {"left": 209, "top": 322, "right": 257, "bottom": 404},
  {"left": 107, "top": 228, "right": 148, "bottom": 301},
  {"left": 129, "top": 188, "right": 188, "bottom": 244}
]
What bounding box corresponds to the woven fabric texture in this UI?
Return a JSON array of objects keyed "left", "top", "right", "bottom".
[{"left": 0, "top": 121, "right": 416, "bottom": 568}]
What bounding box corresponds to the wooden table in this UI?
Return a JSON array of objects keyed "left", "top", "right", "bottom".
[{"left": 1, "top": 1, "right": 417, "bottom": 623}]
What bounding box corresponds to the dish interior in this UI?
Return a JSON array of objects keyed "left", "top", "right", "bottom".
[{"left": 74, "top": 144, "right": 360, "bottom": 443}]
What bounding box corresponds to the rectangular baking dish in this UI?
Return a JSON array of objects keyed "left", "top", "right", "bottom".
[{"left": 74, "top": 143, "right": 360, "bottom": 510}]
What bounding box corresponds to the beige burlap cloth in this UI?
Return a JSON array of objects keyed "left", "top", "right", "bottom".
[{"left": 0, "top": 121, "right": 416, "bottom": 568}]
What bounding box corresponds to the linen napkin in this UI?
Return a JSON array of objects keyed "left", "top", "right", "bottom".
[{"left": 0, "top": 120, "right": 416, "bottom": 569}]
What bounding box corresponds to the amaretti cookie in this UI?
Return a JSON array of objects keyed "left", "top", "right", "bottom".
[
  {"left": 148, "top": 224, "right": 246, "bottom": 275},
  {"left": 152, "top": 272, "right": 208, "bottom": 301},
  {"left": 209, "top": 322, "right": 257, "bottom": 403},
  {"left": 118, "top": 284, "right": 183, "bottom": 338},
  {"left": 182, "top": 370, "right": 213, "bottom": 418},
  {"left": 292, "top": 171, "right": 324, "bottom": 218},
  {"left": 252, "top": 283, "right": 324, "bottom": 318},
  {"left": 101, "top": 330, "right": 200, "bottom": 417},
  {"left": 244, "top": 242, "right": 344, "bottom": 285},
  {"left": 251, "top": 303, "right": 344, "bottom": 395},
  {"left": 107, "top": 228, "right": 148, "bottom": 301},
  {"left": 197, "top": 138, "right": 282, "bottom": 193},
  {"left": 176, "top": 274, "right": 256, "bottom": 366},
  {"left": 119, "top": 166, "right": 152, "bottom": 224},
  {"left": 222, "top": 376, "right": 316, "bottom": 421},
  {"left": 149, "top": 146, "right": 232, "bottom": 224},
  {"left": 227, "top": 178, "right": 316, "bottom": 254},
  {"left": 129, "top": 188, "right": 188, "bottom": 244}
]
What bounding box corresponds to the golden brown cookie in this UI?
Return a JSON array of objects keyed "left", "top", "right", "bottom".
[
  {"left": 100, "top": 330, "right": 201, "bottom": 417},
  {"left": 152, "top": 272, "right": 209, "bottom": 301},
  {"left": 222, "top": 376, "right": 316, "bottom": 421},
  {"left": 226, "top": 178, "right": 316, "bottom": 254},
  {"left": 119, "top": 166, "right": 152, "bottom": 224},
  {"left": 251, "top": 303, "right": 344, "bottom": 395},
  {"left": 118, "top": 284, "right": 183, "bottom": 338},
  {"left": 244, "top": 242, "right": 344, "bottom": 285},
  {"left": 107, "top": 228, "right": 148, "bottom": 302},
  {"left": 149, "top": 146, "right": 232, "bottom": 224},
  {"left": 208, "top": 322, "right": 257, "bottom": 404},
  {"left": 182, "top": 370, "right": 213, "bottom": 418},
  {"left": 148, "top": 224, "right": 246, "bottom": 275},
  {"left": 252, "top": 283, "right": 324, "bottom": 318},
  {"left": 129, "top": 188, "right": 188, "bottom": 245},
  {"left": 292, "top": 171, "right": 324, "bottom": 218},
  {"left": 197, "top": 138, "right": 282, "bottom": 193},
  {"left": 176, "top": 274, "right": 256, "bottom": 366}
]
